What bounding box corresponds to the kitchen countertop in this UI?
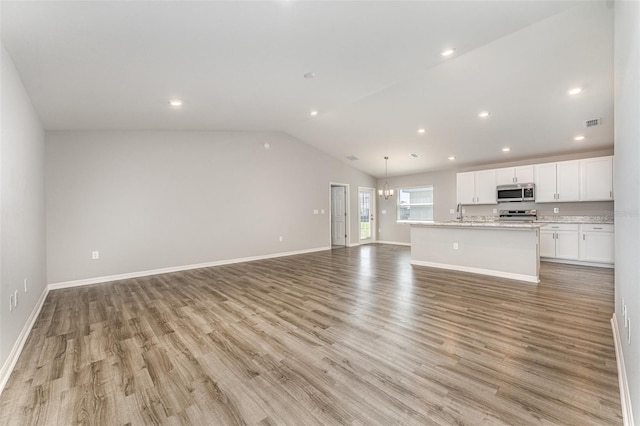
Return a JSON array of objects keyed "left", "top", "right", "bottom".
[
  {"left": 535, "top": 215, "right": 613, "bottom": 224},
  {"left": 411, "top": 221, "right": 546, "bottom": 229}
]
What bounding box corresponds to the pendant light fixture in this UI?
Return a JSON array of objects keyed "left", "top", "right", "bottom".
[{"left": 379, "top": 156, "right": 394, "bottom": 200}]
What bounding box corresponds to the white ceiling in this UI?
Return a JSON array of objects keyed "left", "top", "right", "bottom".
[{"left": 1, "top": 1, "right": 613, "bottom": 178}]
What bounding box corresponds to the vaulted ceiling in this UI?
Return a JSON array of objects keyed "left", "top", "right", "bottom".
[{"left": 1, "top": 1, "right": 613, "bottom": 177}]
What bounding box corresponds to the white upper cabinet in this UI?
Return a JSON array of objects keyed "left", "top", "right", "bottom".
[
  {"left": 534, "top": 160, "right": 579, "bottom": 203},
  {"left": 456, "top": 170, "right": 496, "bottom": 205},
  {"left": 534, "top": 162, "right": 558, "bottom": 202},
  {"left": 495, "top": 166, "right": 534, "bottom": 186},
  {"left": 556, "top": 160, "right": 580, "bottom": 202},
  {"left": 580, "top": 156, "right": 613, "bottom": 201},
  {"left": 462, "top": 155, "right": 613, "bottom": 205},
  {"left": 456, "top": 172, "right": 476, "bottom": 204}
]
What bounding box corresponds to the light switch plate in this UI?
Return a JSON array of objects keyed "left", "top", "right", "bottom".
[
  {"left": 313, "top": 209, "right": 319, "bottom": 215},
  {"left": 382, "top": 210, "right": 387, "bottom": 214}
]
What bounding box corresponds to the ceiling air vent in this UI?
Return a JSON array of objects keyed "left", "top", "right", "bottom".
[
  {"left": 585, "top": 118, "right": 601, "bottom": 128},
  {"left": 346, "top": 155, "right": 359, "bottom": 161}
]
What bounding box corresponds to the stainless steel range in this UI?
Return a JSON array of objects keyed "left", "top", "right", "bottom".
[{"left": 498, "top": 209, "right": 537, "bottom": 222}]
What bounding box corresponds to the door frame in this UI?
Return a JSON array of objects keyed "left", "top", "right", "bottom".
[
  {"left": 358, "top": 186, "right": 377, "bottom": 244},
  {"left": 329, "top": 182, "right": 351, "bottom": 247}
]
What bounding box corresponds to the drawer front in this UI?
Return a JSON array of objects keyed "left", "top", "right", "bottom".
[
  {"left": 580, "top": 224, "right": 614, "bottom": 233},
  {"left": 544, "top": 223, "right": 579, "bottom": 232}
]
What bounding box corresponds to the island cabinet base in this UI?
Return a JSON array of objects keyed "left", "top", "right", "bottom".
[{"left": 410, "top": 225, "right": 540, "bottom": 283}]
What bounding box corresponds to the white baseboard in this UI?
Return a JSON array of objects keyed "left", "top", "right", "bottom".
[
  {"left": 612, "top": 314, "right": 634, "bottom": 426},
  {"left": 48, "top": 246, "right": 331, "bottom": 290},
  {"left": 541, "top": 257, "right": 614, "bottom": 269},
  {"left": 410, "top": 260, "right": 539, "bottom": 283},
  {"left": 376, "top": 240, "right": 411, "bottom": 247},
  {"left": 0, "top": 285, "right": 49, "bottom": 396}
]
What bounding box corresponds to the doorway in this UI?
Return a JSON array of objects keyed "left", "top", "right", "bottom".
[
  {"left": 358, "top": 187, "right": 376, "bottom": 244},
  {"left": 330, "top": 183, "right": 349, "bottom": 247}
]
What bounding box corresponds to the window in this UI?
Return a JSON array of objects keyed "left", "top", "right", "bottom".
[{"left": 397, "top": 186, "right": 433, "bottom": 223}]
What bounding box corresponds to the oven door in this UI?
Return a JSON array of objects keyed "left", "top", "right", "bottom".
[{"left": 497, "top": 187, "right": 524, "bottom": 202}]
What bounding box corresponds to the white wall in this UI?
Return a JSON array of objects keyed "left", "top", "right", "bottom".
[
  {"left": 614, "top": 1, "right": 639, "bottom": 423},
  {"left": 0, "top": 45, "right": 47, "bottom": 373},
  {"left": 46, "top": 130, "right": 376, "bottom": 284},
  {"left": 377, "top": 149, "right": 614, "bottom": 244}
]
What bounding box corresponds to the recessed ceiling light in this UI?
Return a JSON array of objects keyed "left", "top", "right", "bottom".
[
  {"left": 441, "top": 48, "right": 456, "bottom": 57},
  {"left": 410, "top": 153, "right": 419, "bottom": 158},
  {"left": 304, "top": 72, "right": 316, "bottom": 79},
  {"left": 448, "top": 156, "right": 456, "bottom": 160},
  {"left": 169, "top": 99, "right": 183, "bottom": 107},
  {"left": 417, "top": 128, "right": 426, "bottom": 134},
  {"left": 310, "top": 110, "right": 319, "bottom": 116},
  {"left": 478, "top": 111, "right": 490, "bottom": 118},
  {"left": 574, "top": 135, "right": 585, "bottom": 141},
  {"left": 502, "top": 147, "right": 511, "bottom": 152},
  {"left": 568, "top": 87, "right": 583, "bottom": 95}
]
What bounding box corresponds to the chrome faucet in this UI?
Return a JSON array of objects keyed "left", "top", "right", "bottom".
[{"left": 456, "top": 203, "right": 463, "bottom": 221}]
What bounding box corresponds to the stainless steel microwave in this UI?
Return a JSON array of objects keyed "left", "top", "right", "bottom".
[{"left": 496, "top": 183, "right": 535, "bottom": 202}]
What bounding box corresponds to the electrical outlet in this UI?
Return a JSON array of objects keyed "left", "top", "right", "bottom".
[
  {"left": 554, "top": 207, "right": 559, "bottom": 214},
  {"left": 382, "top": 210, "right": 387, "bottom": 214},
  {"left": 462, "top": 208, "right": 466, "bottom": 214},
  {"left": 453, "top": 242, "right": 459, "bottom": 250},
  {"left": 492, "top": 208, "right": 497, "bottom": 214},
  {"left": 92, "top": 251, "right": 100, "bottom": 260},
  {"left": 279, "top": 236, "right": 283, "bottom": 242},
  {"left": 320, "top": 209, "right": 325, "bottom": 215},
  {"left": 450, "top": 209, "right": 455, "bottom": 214}
]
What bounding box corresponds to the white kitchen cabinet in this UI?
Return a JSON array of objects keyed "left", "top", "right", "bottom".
[
  {"left": 456, "top": 170, "right": 496, "bottom": 205},
  {"left": 534, "top": 160, "right": 580, "bottom": 203},
  {"left": 496, "top": 166, "right": 534, "bottom": 185},
  {"left": 580, "top": 156, "right": 613, "bottom": 201},
  {"left": 540, "top": 224, "right": 580, "bottom": 260},
  {"left": 579, "top": 224, "right": 614, "bottom": 263},
  {"left": 456, "top": 172, "right": 476, "bottom": 205}
]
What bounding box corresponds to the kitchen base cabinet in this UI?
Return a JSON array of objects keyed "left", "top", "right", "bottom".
[
  {"left": 540, "top": 223, "right": 614, "bottom": 268},
  {"left": 539, "top": 224, "right": 579, "bottom": 260},
  {"left": 579, "top": 224, "right": 614, "bottom": 263}
]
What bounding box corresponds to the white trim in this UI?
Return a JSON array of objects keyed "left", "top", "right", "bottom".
[
  {"left": 612, "top": 314, "right": 634, "bottom": 426},
  {"left": 376, "top": 240, "right": 411, "bottom": 247},
  {"left": 49, "top": 246, "right": 331, "bottom": 290},
  {"left": 410, "top": 260, "right": 539, "bottom": 283},
  {"left": 347, "top": 242, "right": 361, "bottom": 247},
  {"left": 0, "top": 285, "right": 49, "bottom": 396},
  {"left": 541, "top": 257, "right": 614, "bottom": 269}
]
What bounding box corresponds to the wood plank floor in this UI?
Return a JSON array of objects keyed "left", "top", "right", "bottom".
[{"left": 0, "top": 244, "right": 622, "bottom": 425}]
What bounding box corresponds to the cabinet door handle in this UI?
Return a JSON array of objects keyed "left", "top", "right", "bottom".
[
  {"left": 583, "top": 234, "right": 586, "bottom": 240},
  {"left": 593, "top": 227, "right": 602, "bottom": 230},
  {"left": 557, "top": 193, "right": 560, "bottom": 200},
  {"left": 610, "top": 191, "right": 613, "bottom": 198}
]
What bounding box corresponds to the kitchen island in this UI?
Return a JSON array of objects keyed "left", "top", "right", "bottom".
[{"left": 410, "top": 221, "right": 546, "bottom": 283}]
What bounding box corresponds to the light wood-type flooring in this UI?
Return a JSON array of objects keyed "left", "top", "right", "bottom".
[{"left": 0, "top": 244, "right": 622, "bottom": 425}]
